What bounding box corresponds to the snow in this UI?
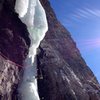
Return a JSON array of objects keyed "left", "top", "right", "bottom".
[
  {"left": 60, "top": 70, "right": 70, "bottom": 84},
  {"left": 67, "top": 67, "right": 83, "bottom": 87},
  {"left": 15, "top": 0, "right": 48, "bottom": 100}
]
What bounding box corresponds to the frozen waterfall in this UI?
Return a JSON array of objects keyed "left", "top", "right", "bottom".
[{"left": 15, "top": 0, "right": 48, "bottom": 100}]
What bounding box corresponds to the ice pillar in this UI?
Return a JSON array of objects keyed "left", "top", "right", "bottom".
[{"left": 15, "top": 0, "right": 48, "bottom": 100}]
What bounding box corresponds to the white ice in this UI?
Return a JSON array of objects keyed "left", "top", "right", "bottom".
[
  {"left": 15, "top": 0, "right": 48, "bottom": 100},
  {"left": 15, "top": 0, "right": 29, "bottom": 18}
]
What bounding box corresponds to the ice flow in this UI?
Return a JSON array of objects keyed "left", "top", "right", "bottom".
[{"left": 15, "top": 0, "right": 48, "bottom": 100}]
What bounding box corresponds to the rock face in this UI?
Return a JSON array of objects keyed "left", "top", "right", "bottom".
[
  {"left": 0, "top": 0, "right": 100, "bottom": 100},
  {"left": 37, "top": 0, "right": 100, "bottom": 100},
  {"left": 0, "top": 54, "right": 19, "bottom": 100},
  {"left": 0, "top": 0, "right": 30, "bottom": 65},
  {"left": 0, "top": 0, "right": 30, "bottom": 99}
]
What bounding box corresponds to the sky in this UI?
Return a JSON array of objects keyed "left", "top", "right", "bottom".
[{"left": 50, "top": 0, "right": 100, "bottom": 82}]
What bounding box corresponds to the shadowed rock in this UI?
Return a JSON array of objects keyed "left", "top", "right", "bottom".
[{"left": 0, "top": 0, "right": 30, "bottom": 99}]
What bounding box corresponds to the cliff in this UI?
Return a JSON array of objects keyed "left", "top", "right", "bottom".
[
  {"left": 37, "top": 0, "right": 100, "bottom": 100},
  {"left": 0, "top": 0, "right": 30, "bottom": 99},
  {"left": 0, "top": 0, "right": 100, "bottom": 100}
]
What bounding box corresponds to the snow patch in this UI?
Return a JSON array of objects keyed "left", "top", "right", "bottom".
[
  {"left": 67, "top": 67, "right": 83, "bottom": 87},
  {"left": 60, "top": 70, "right": 70, "bottom": 84},
  {"left": 71, "top": 89, "right": 76, "bottom": 95}
]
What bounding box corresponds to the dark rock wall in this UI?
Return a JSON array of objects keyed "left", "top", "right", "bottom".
[
  {"left": 0, "top": 0, "right": 30, "bottom": 99},
  {"left": 0, "top": 0, "right": 30, "bottom": 65},
  {"left": 37, "top": 0, "right": 100, "bottom": 100}
]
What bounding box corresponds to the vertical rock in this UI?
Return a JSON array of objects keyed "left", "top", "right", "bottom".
[
  {"left": 37, "top": 0, "right": 100, "bottom": 100},
  {"left": 0, "top": 0, "right": 30, "bottom": 99}
]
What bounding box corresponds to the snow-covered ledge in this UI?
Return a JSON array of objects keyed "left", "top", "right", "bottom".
[{"left": 15, "top": 0, "right": 48, "bottom": 100}]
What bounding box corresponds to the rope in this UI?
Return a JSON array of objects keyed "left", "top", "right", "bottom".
[{"left": 0, "top": 52, "right": 22, "bottom": 68}]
